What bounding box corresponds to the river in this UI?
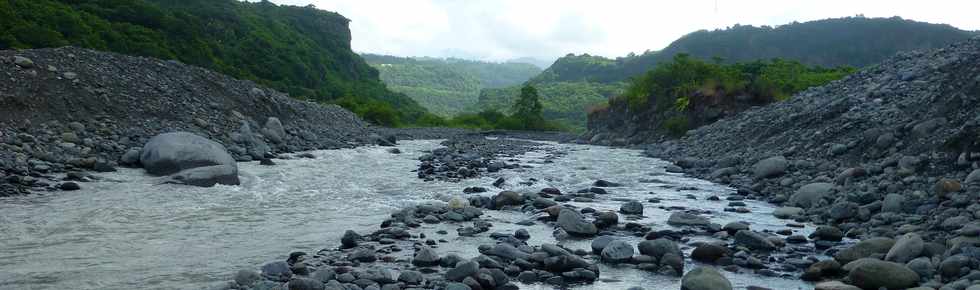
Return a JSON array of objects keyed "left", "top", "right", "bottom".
[{"left": 0, "top": 139, "right": 812, "bottom": 290}]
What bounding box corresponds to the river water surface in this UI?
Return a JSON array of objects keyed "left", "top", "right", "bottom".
[{"left": 0, "top": 140, "right": 811, "bottom": 290}]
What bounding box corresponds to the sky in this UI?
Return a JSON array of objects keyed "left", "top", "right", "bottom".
[{"left": 267, "top": 0, "right": 980, "bottom": 64}]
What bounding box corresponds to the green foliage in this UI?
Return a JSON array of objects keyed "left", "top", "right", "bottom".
[
  {"left": 1, "top": 0, "right": 429, "bottom": 125},
  {"left": 532, "top": 16, "right": 972, "bottom": 85},
  {"left": 662, "top": 115, "right": 690, "bottom": 137},
  {"left": 624, "top": 54, "right": 855, "bottom": 112},
  {"left": 512, "top": 85, "right": 545, "bottom": 130},
  {"left": 479, "top": 82, "right": 625, "bottom": 130},
  {"left": 362, "top": 54, "right": 541, "bottom": 116}
]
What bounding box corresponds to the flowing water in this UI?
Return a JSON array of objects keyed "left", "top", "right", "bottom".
[{"left": 0, "top": 140, "right": 812, "bottom": 290}]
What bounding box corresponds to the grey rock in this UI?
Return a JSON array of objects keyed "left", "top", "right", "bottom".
[
  {"left": 261, "top": 261, "right": 292, "bottom": 282},
  {"left": 234, "top": 269, "right": 262, "bottom": 287},
  {"left": 847, "top": 259, "right": 919, "bottom": 290},
  {"left": 752, "top": 156, "right": 788, "bottom": 179},
  {"left": 412, "top": 246, "right": 440, "bottom": 266},
  {"left": 790, "top": 183, "right": 834, "bottom": 208},
  {"left": 885, "top": 233, "right": 924, "bottom": 264},
  {"left": 620, "top": 200, "right": 643, "bottom": 215},
  {"left": 140, "top": 132, "right": 239, "bottom": 186},
  {"left": 287, "top": 278, "right": 325, "bottom": 290},
  {"left": 681, "top": 267, "right": 732, "bottom": 290},
  {"left": 600, "top": 240, "right": 634, "bottom": 263},
  {"left": 967, "top": 169, "right": 980, "bottom": 185},
  {"left": 834, "top": 238, "right": 895, "bottom": 264},
  {"left": 263, "top": 117, "right": 287, "bottom": 144},
  {"left": 13, "top": 56, "right": 34, "bottom": 68},
  {"left": 773, "top": 207, "right": 804, "bottom": 219},
  {"left": 446, "top": 261, "right": 479, "bottom": 282},
  {"left": 734, "top": 230, "right": 776, "bottom": 251},
  {"left": 638, "top": 238, "right": 682, "bottom": 260},
  {"left": 557, "top": 208, "right": 597, "bottom": 236},
  {"left": 591, "top": 236, "right": 615, "bottom": 254},
  {"left": 667, "top": 212, "right": 710, "bottom": 226},
  {"left": 881, "top": 194, "right": 905, "bottom": 213}
]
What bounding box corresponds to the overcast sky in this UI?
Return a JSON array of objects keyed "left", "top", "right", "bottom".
[{"left": 268, "top": 0, "right": 979, "bottom": 63}]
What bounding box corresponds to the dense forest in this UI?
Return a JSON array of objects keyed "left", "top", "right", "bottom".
[
  {"left": 361, "top": 54, "right": 541, "bottom": 116},
  {"left": 531, "top": 16, "right": 975, "bottom": 84},
  {"left": 593, "top": 54, "right": 855, "bottom": 136},
  {"left": 0, "top": 0, "right": 429, "bottom": 125}
]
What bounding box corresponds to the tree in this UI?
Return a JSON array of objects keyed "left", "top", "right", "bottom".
[{"left": 512, "top": 85, "right": 544, "bottom": 130}]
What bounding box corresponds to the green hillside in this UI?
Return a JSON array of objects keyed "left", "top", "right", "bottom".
[
  {"left": 0, "top": 0, "right": 427, "bottom": 125},
  {"left": 362, "top": 54, "right": 541, "bottom": 116}
]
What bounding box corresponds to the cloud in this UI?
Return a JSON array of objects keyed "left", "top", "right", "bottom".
[{"left": 268, "top": 0, "right": 980, "bottom": 61}]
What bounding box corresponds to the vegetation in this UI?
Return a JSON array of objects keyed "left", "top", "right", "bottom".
[
  {"left": 512, "top": 85, "right": 545, "bottom": 130},
  {"left": 608, "top": 54, "right": 855, "bottom": 136},
  {"left": 479, "top": 82, "right": 626, "bottom": 130},
  {"left": 414, "top": 85, "right": 559, "bottom": 131},
  {"left": 532, "top": 16, "right": 973, "bottom": 85},
  {"left": 0, "top": 0, "right": 429, "bottom": 124},
  {"left": 361, "top": 54, "right": 541, "bottom": 116}
]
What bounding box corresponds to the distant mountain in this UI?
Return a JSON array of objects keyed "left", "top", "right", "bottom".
[
  {"left": 0, "top": 0, "right": 428, "bottom": 125},
  {"left": 362, "top": 54, "right": 541, "bottom": 116},
  {"left": 507, "top": 57, "right": 556, "bottom": 70},
  {"left": 531, "top": 16, "right": 976, "bottom": 84}
]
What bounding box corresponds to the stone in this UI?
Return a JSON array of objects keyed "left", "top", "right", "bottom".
[
  {"left": 262, "top": 117, "right": 286, "bottom": 144},
  {"left": 59, "top": 182, "right": 81, "bottom": 191},
  {"left": 493, "top": 191, "right": 523, "bottom": 208},
  {"left": 591, "top": 235, "right": 615, "bottom": 254},
  {"left": 120, "top": 148, "right": 142, "bottom": 166},
  {"left": 234, "top": 269, "right": 262, "bottom": 287},
  {"left": 734, "top": 230, "right": 776, "bottom": 251},
  {"left": 620, "top": 200, "right": 643, "bottom": 215},
  {"left": 828, "top": 201, "right": 859, "bottom": 221},
  {"left": 681, "top": 267, "right": 732, "bottom": 290},
  {"left": 532, "top": 197, "right": 557, "bottom": 209},
  {"left": 557, "top": 208, "right": 597, "bottom": 236},
  {"left": 349, "top": 248, "right": 376, "bottom": 262},
  {"left": 287, "top": 278, "right": 325, "bottom": 290},
  {"left": 752, "top": 156, "right": 788, "bottom": 179},
  {"left": 486, "top": 243, "right": 530, "bottom": 261},
  {"left": 600, "top": 240, "right": 634, "bottom": 263},
  {"left": 139, "top": 132, "right": 239, "bottom": 186},
  {"left": 933, "top": 178, "right": 962, "bottom": 199},
  {"left": 667, "top": 212, "right": 710, "bottom": 227},
  {"left": 790, "top": 183, "right": 834, "bottom": 208},
  {"left": 722, "top": 222, "right": 749, "bottom": 235},
  {"left": 773, "top": 207, "right": 804, "bottom": 219},
  {"left": 398, "top": 270, "right": 423, "bottom": 284},
  {"left": 341, "top": 230, "right": 360, "bottom": 248},
  {"left": 847, "top": 260, "right": 919, "bottom": 290},
  {"left": 881, "top": 194, "right": 905, "bottom": 213},
  {"left": 413, "top": 246, "right": 440, "bottom": 266},
  {"left": 13, "top": 56, "right": 34, "bottom": 68},
  {"left": 310, "top": 269, "right": 336, "bottom": 283},
  {"left": 691, "top": 244, "right": 729, "bottom": 263},
  {"left": 446, "top": 261, "right": 479, "bottom": 282},
  {"left": 261, "top": 261, "right": 292, "bottom": 282},
  {"left": 638, "top": 238, "right": 682, "bottom": 261},
  {"left": 967, "top": 169, "right": 980, "bottom": 185},
  {"left": 834, "top": 237, "right": 895, "bottom": 264},
  {"left": 810, "top": 226, "right": 843, "bottom": 242},
  {"left": 814, "top": 281, "right": 861, "bottom": 290},
  {"left": 885, "top": 233, "right": 924, "bottom": 263}
]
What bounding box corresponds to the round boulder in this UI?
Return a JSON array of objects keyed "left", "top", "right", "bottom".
[
  {"left": 139, "top": 132, "right": 239, "bottom": 186},
  {"left": 681, "top": 267, "right": 732, "bottom": 290},
  {"left": 847, "top": 259, "right": 919, "bottom": 290}
]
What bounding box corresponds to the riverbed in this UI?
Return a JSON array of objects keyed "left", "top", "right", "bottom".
[{"left": 0, "top": 139, "right": 812, "bottom": 290}]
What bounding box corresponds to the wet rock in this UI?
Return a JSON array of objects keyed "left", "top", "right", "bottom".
[
  {"left": 341, "top": 230, "right": 360, "bottom": 248},
  {"left": 594, "top": 211, "right": 618, "bottom": 227},
  {"left": 557, "top": 208, "right": 597, "bottom": 236},
  {"left": 773, "top": 207, "right": 804, "bottom": 219},
  {"left": 638, "top": 239, "right": 682, "bottom": 261},
  {"left": 262, "top": 117, "right": 286, "bottom": 144},
  {"left": 967, "top": 169, "right": 980, "bottom": 185},
  {"left": 591, "top": 236, "right": 615, "bottom": 254},
  {"left": 835, "top": 237, "right": 895, "bottom": 264},
  {"left": 532, "top": 197, "right": 557, "bottom": 209},
  {"left": 691, "top": 243, "right": 730, "bottom": 263},
  {"left": 13, "top": 56, "right": 34, "bottom": 68},
  {"left": 810, "top": 226, "right": 843, "bottom": 242},
  {"left": 59, "top": 182, "right": 80, "bottom": 191},
  {"left": 939, "top": 255, "right": 972, "bottom": 280},
  {"left": 814, "top": 281, "right": 861, "bottom": 290},
  {"left": 734, "top": 230, "right": 776, "bottom": 251},
  {"left": 120, "top": 148, "right": 142, "bottom": 166},
  {"left": 881, "top": 194, "right": 905, "bottom": 213},
  {"left": 906, "top": 257, "right": 933, "bottom": 278},
  {"left": 681, "top": 267, "right": 732, "bottom": 290},
  {"left": 140, "top": 132, "right": 239, "bottom": 186},
  {"left": 287, "top": 278, "right": 325, "bottom": 290},
  {"left": 933, "top": 178, "right": 961, "bottom": 199},
  {"left": 667, "top": 212, "right": 710, "bottom": 227},
  {"left": 261, "top": 261, "right": 292, "bottom": 282},
  {"left": 310, "top": 269, "right": 336, "bottom": 283},
  {"left": 348, "top": 248, "right": 376, "bottom": 262},
  {"left": 600, "top": 240, "right": 634, "bottom": 263},
  {"left": 752, "top": 156, "right": 788, "bottom": 179},
  {"left": 234, "top": 269, "right": 262, "bottom": 288},
  {"left": 413, "top": 246, "right": 440, "bottom": 267},
  {"left": 802, "top": 259, "right": 841, "bottom": 281},
  {"left": 486, "top": 243, "right": 530, "bottom": 261},
  {"left": 722, "top": 222, "right": 749, "bottom": 235},
  {"left": 620, "top": 200, "right": 644, "bottom": 215},
  {"left": 885, "top": 233, "right": 924, "bottom": 263},
  {"left": 593, "top": 180, "right": 621, "bottom": 187},
  {"left": 446, "top": 261, "right": 479, "bottom": 282},
  {"left": 847, "top": 259, "right": 919, "bottom": 290},
  {"left": 493, "top": 191, "right": 523, "bottom": 208}
]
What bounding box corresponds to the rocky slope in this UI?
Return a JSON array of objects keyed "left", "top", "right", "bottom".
[
  {"left": 0, "top": 47, "right": 387, "bottom": 196},
  {"left": 641, "top": 37, "right": 980, "bottom": 289}
]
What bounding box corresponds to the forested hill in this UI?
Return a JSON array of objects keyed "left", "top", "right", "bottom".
[
  {"left": 531, "top": 16, "right": 976, "bottom": 84},
  {"left": 0, "top": 0, "right": 428, "bottom": 125},
  {"left": 362, "top": 54, "right": 541, "bottom": 116}
]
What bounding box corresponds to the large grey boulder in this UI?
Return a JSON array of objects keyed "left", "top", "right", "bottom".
[
  {"left": 967, "top": 169, "right": 980, "bottom": 185},
  {"left": 558, "top": 208, "right": 597, "bottom": 236},
  {"left": 681, "top": 267, "right": 732, "bottom": 290},
  {"left": 667, "top": 212, "right": 710, "bottom": 227},
  {"left": 600, "top": 240, "right": 634, "bottom": 263},
  {"left": 847, "top": 259, "right": 919, "bottom": 290},
  {"left": 734, "top": 230, "right": 776, "bottom": 251},
  {"left": 262, "top": 117, "right": 287, "bottom": 144},
  {"left": 790, "top": 183, "right": 835, "bottom": 208},
  {"left": 140, "top": 132, "right": 239, "bottom": 186},
  {"left": 752, "top": 156, "right": 788, "bottom": 179},
  {"left": 638, "top": 238, "right": 682, "bottom": 260}
]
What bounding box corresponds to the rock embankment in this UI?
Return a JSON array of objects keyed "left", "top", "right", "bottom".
[
  {"left": 0, "top": 47, "right": 385, "bottom": 195},
  {"left": 643, "top": 37, "right": 980, "bottom": 288}
]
